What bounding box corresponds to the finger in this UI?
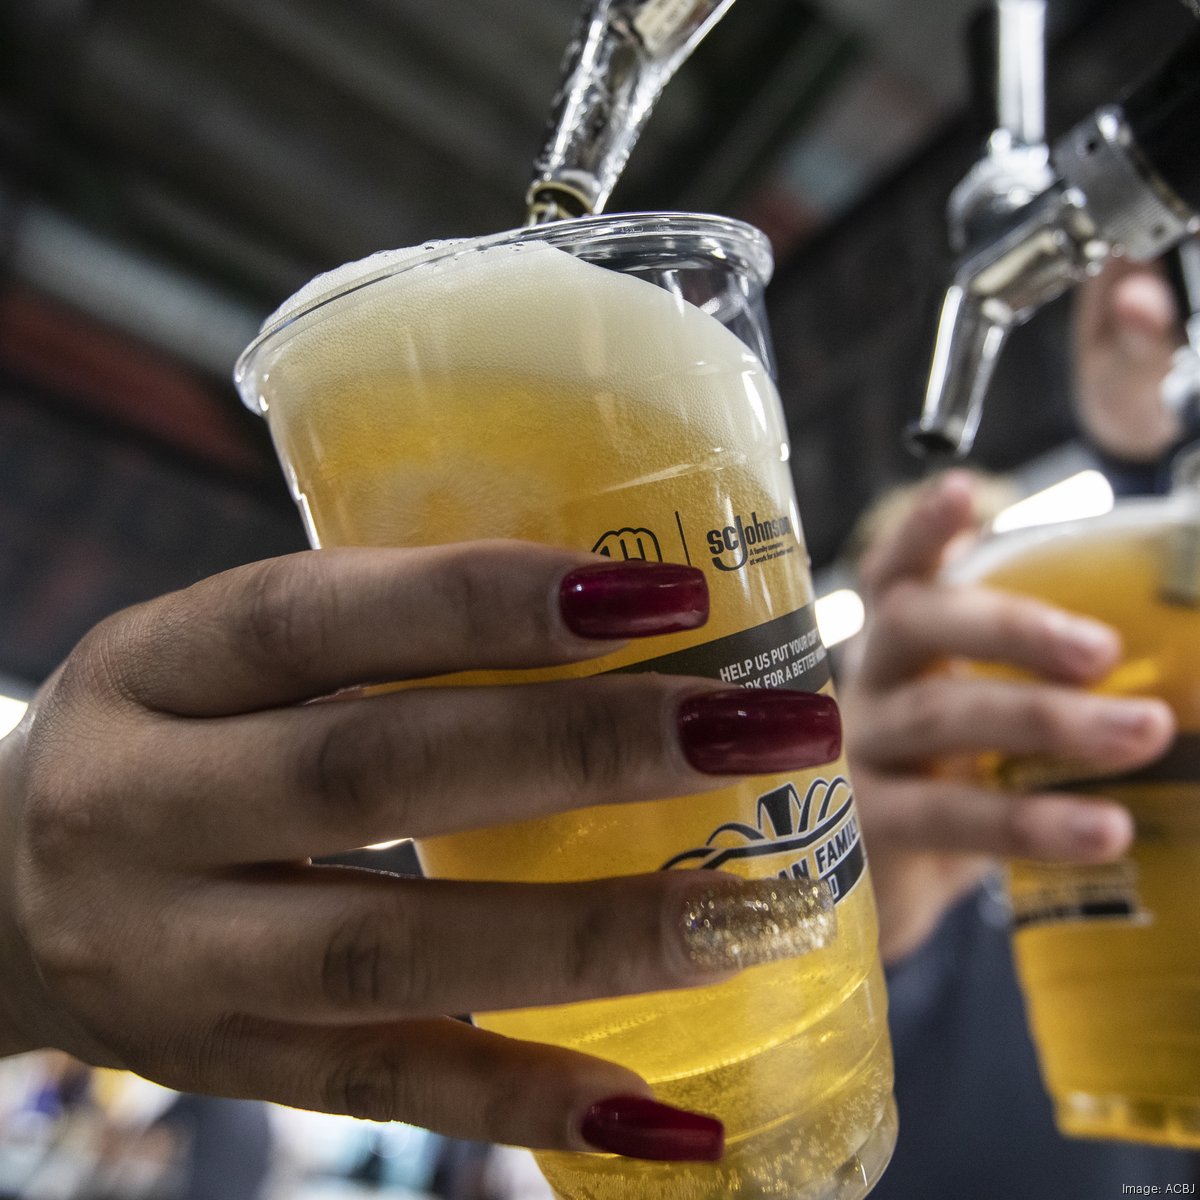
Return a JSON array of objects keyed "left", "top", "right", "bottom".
[
  {"left": 856, "top": 580, "right": 1121, "bottom": 690},
  {"left": 858, "top": 775, "right": 1133, "bottom": 862},
  {"left": 1109, "top": 267, "right": 1180, "bottom": 350},
  {"left": 1074, "top": 257, "right": 1165, "bottom": 345},
  {"left": 144, "top": 1014, "right": 672, "bottom": 1153},
  {"left": 852, "top": 677, "right": 1175, "bottom": 770},
  {"left": 858, "top": 472, "right": 977, "bottom": 599},
  {"left": 103, "top": 681, "right": 842, "bottom": 863},
  {"left": 170, "top": 868, "right": 835, "bottom": 1026},
  {"left": 78, "top": 543, "right": 709, "bottom": 717}
]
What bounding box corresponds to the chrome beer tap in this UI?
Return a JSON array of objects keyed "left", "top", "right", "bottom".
[
  {"left": 527, "top": 0, "right": 738, "bottom": 224},
  {"left": 911, "top": 4, "right": 1200, "bottom": 457},
  {"left": 1161, "top": 235, "right": 1200, "bottom": 422}
]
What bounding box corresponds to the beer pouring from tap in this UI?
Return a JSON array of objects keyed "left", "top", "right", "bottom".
[
  {"left": 526, "top": 0, "right": 738, "bottom": 224},
  {"left": 911, "top": 14, "right": 1200, "bottom": 458}
]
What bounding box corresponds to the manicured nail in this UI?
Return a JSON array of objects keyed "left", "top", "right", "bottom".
[
  {"left": 678, "top": 689, "right": 841, "bottom": 775},
  {"left": 579, "top": 1095, "right": 724, "bottom": 1162},
  {"left": 679, "top": 877, "right": 836, "bottom": 974},
  {"left": 560, "top": 562, "right": 709, "bottom": 639}
]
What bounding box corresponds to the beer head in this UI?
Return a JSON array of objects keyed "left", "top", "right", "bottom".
[
  {"left": 233, "top": 215, "right": 786, "bottom": 549},
  {"left": 235, "top": 213, "right": 774, "bottom": 412}
]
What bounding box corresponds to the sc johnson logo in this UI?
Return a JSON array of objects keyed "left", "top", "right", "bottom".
[{"left": 707, "top": 510, "right": 793, "bottom": 571}]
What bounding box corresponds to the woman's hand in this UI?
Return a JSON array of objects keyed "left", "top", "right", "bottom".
[
  {"left": 839, "top": 473, "right": 1175, "bottom": 964},
  {"left": 0, "top": 542, "right": 839, "bottom": 1161}
]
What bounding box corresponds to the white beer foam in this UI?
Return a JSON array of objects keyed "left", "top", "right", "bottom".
[
  {"left": 262, "top": 239, "right": 466, "bottom": 334},
  {"left": 262, "top": 238, "right": 778, "bottom": 449}
]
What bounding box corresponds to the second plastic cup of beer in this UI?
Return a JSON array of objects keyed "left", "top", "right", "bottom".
[{"left": 954, "top": 489, "right": 1200, "bottom": 1149}]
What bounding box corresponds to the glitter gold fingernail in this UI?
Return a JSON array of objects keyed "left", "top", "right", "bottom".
[{"left": 679, "top": 877, "right": 837, "bottom": 973}]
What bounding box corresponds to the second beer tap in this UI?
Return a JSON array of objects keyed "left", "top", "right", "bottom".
[{"left": 912, "top": 6, "right": 1200, "bottom": 457}]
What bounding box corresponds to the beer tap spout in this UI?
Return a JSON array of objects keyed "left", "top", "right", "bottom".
[
  {"left": 910, "top": 176, "right": 1088, "bottom": 456},
  {"left": 909, "top": 0, "right": 1053, "bottom": 457},
  {"left": 912, "top": 286, "right": 1009, "bottom": 458}
]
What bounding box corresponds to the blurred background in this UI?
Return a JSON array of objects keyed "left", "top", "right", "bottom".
[
  {"left": 0, "top": 0, "right": 1195, "bottom": 1195},
  {"left": 1, "top": 0, "right": 1195, "bottom": 702}
]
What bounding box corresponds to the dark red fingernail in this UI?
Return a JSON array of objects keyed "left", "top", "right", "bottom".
[
  {"left": 678, "top": 689, "right": 842, "bottom": 775},
  {"left": 580, "top": 1095, "right": 724, "bottom": 1162},
  {"left": 560, "top": 561, "right": 709, "bottom": 639}
]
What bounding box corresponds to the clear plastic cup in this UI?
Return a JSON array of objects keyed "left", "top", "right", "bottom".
[
  {"left": 953, "top": 491, "right": 1200, "bottom": 1149},
  {"left": 236, "top": 213, "right": 897, "bottom": 1199}
]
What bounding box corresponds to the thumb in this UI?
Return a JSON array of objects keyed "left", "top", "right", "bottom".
[{"left": 1110, "top": 269, "right": 1181, "bottom": 359}]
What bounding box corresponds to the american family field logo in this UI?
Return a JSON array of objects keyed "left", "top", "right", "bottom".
[{"left": 660, "top": 777, "right": 865, "bottom": 902}]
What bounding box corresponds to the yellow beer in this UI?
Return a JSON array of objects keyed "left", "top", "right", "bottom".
[
  {"left": 963, "top": 501, "right": 1200, "bottom": 1148},
  {"left": 237, "top": 215, "right": 896, "bottom": 1198}
]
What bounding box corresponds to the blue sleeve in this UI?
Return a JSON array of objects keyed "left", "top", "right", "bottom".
[{"left": 875, "top": 884, "right": 1200, "bottom": 1200}]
